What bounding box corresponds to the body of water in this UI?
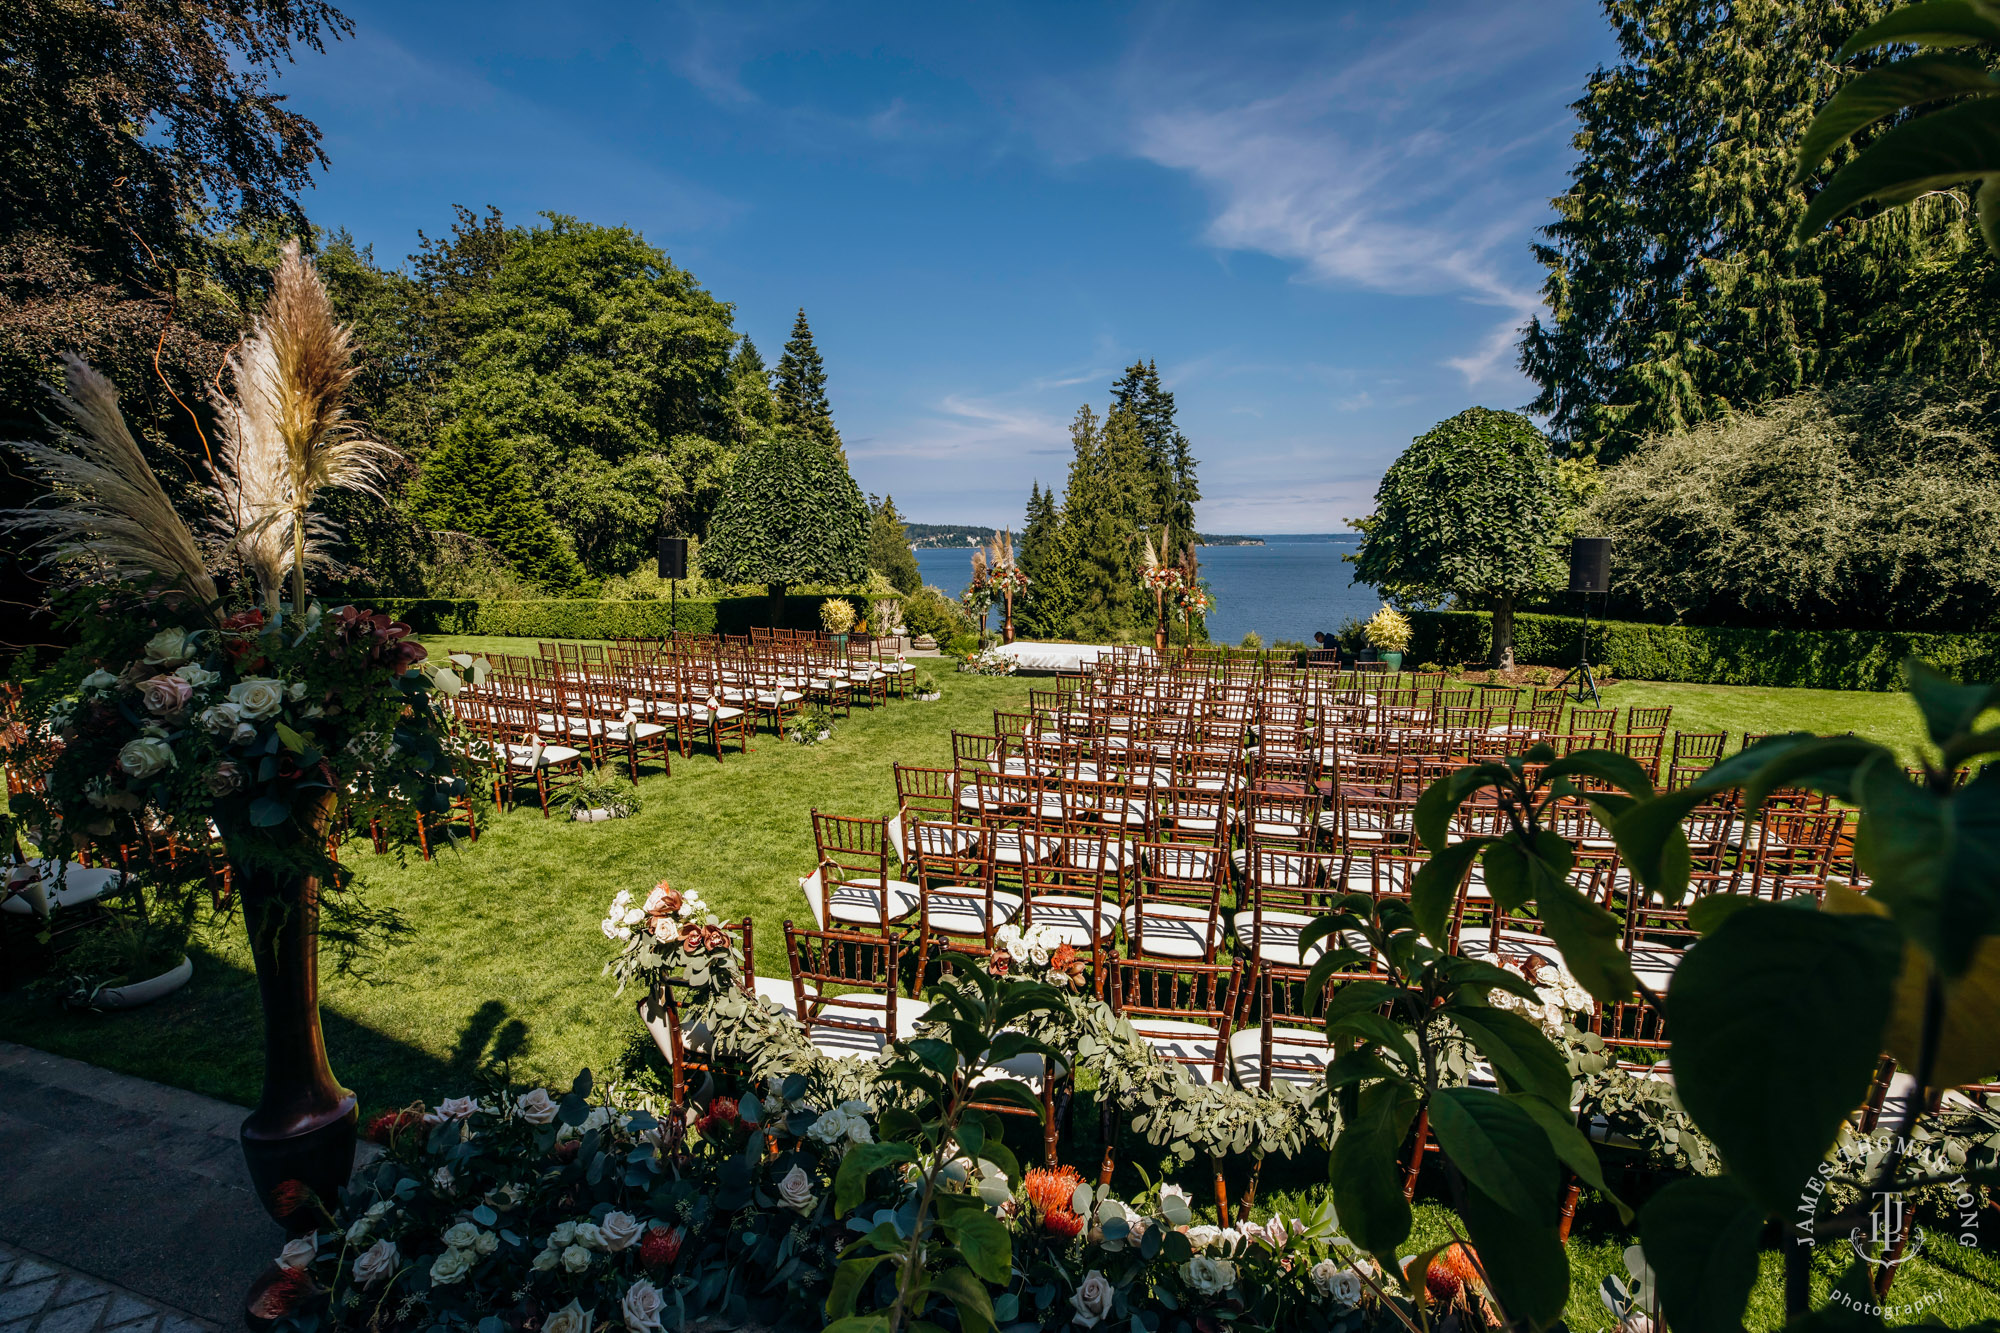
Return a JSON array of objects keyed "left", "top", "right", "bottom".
[{"left": 911, "top": 535, "right": 1384, "bottom": 645}]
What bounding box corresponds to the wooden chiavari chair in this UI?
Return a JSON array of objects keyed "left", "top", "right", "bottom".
[
  {"left": 782, "top": 922, "right": 911, "bottom": 1058},
  {"left": 806, "top": 811, "right": 921, "bottom": 934}
]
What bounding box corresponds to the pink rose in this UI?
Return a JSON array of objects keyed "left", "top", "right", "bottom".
[{"left": 139, "top": 674, "right": 194, "bottom": 715}]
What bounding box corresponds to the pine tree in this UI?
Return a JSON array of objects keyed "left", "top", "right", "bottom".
[
  {"left": 866, "top": 494, "right": 922, "bottom": 595},
  {"left": 1111, "top": 359, "right": 1200, "bottom": 536},
  {"left": 1524, "top": 0, "right": 2000, "bottom": 459},
  {"left": 408, "top": 416, "right": 588, "bottom": 592},
  {"left": 1014, "top": 480, "right": 1063, "bottom": 638},
  {"left": 1046, "top": 405, "right": 1147, "bottom": 641},
  {"left": 774, "top": 309, "right": 840, "bottom": 453}
]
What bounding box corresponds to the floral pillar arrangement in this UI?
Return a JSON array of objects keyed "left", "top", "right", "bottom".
[
  {"left": 966, "top": 531, "right": 1027, "bottom": 645},
  {"left": 0, "top": 245, "right": 467, "bottom": 1264},
  {"left": 1139, "top": 528, "right": 1186, "bottom": 654}
]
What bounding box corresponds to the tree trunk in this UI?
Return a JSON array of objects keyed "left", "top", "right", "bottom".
[
  {"left": 231, "top": 793, "right": 355, "bottom": 1235},
  {"left": 768, "top": 581, "right": 787, "bottom": 630},
  {"left": 1493, "top": 593, "right": 1517, "bottom": 671}
]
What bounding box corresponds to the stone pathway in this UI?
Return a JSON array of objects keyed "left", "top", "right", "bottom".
[
  {"left": 0, "top": 1042, "right": 281, "bottom": 1328},
  {"left": 0, "top": 1244, "right": 212, "bottom": 1333}
]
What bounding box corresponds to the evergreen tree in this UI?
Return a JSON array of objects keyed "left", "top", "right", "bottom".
[
  {"left": 1524, "top": 0, "right": 2000, "bottom": 460},
  {"left": 1111, "top": 359, "right": 1200, "bottom": 535},
  {"left": 1045, "top": 405, "right": 1148, "bottom": 641},
  {"left": 727, "top": 337, "right": 779, "bottom": 443},
  {"left": 1014, "top": 480, "right": 1064, "bottom": 638},
  {"left": 774, "top": 309, "right": 841, "bottom": 453},
  {"left": 866, "top": 494, "right": 922, "bottom": 595},
  {"left": 407, "top": 416, "right": 587, "bottom": 592},
  {"left": 701, "top": 429, "right": 869, "bottom": 624}
]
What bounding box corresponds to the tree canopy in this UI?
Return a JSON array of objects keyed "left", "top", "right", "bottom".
[
  {"left": 1585, "top": 381, "right": 2000, "bottom": 631},
  {"left": 1352, "top": 407, "right": 1568, "bottom": 667},
  {"left": 699, "top": 430, "right": 869, "bottom": 610},
  {"left": 1522, "top": 0, "right": 2000, "bottom": 460},
  {"left": 406, "top": 416, "right": 586, "bottom": 593},
  {"left": 867, "top": 495, "right": 921, "bottom": 595}
]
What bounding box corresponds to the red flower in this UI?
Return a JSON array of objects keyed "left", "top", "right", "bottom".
[
  {"left": 269, "top": 1179, "right": 315, "bottom": 1219},
  {"left": 365, "top": 1108, "right": 424, "bottom": 1144},
  {"left": 1042, "top": 1209, "right": 1085, "bottom": 1240},
  {"left": 695, "top": 1096, "right": 747, "bottom": 1139},
  {"left": 250, "top": 1266, "right": 312, "bottom": 1319},
  {"left": 639, "top": 1226, "right": 683, "bottom": 1269}
]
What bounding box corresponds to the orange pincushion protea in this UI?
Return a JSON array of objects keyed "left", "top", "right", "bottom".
[
  {"left": 1042, "top": 1208, "right": 1085, "bottom": 1239},
  {"left": 1024, "top": 1164, "right": 1082, "bottom": 1213}
]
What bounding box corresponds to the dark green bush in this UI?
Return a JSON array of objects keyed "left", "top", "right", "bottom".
[
  {"left": 1409, "top": 610, "right": 2000, "bottom": 691},
  {"left": 899, "top": 585, "right": 967, "bottom": 644},
  {"left": 370, "top": 596, "right": 893, "bottom": 641}
]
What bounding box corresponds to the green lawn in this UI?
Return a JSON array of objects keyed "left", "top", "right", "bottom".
[{"left": 1, "top": 642, "right": 1990, "bottom": 1324}]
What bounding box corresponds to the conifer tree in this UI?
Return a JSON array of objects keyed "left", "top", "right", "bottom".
[
  {"left": 408, "top": 416, "right": 588, "bottom": 592},
  {"left": 1047, "top": 405, "right": 1147, "bottom": 641},
  {"left": 1111, "top": 359, "right": 1200, "bottom": 536},
  {"left": 866, "top": 494, "right": 922, "bottom": 595},
  {"left": 1524, "top": 0, "right": 2000, "bottom": 459},
  {"left": 774, "top": 309, "right": 840, "bottom": 453},
  {"left": 1014, "top": 480, "right": 1064, "bottom": 638}
]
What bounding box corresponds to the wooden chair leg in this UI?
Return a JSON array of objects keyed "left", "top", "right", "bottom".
[
  {"left": 1211, "top": 1155, "right": 1231, "bottom": 1227},
  {"left": 1098, "top": 1099, "right": 1117, "bottom": 1186},
  {"left": 1557, "top": 1174, "right": 1581, "bottom": 1242},
  {"left": 1041, "top": 1065, "right": 1059, "bottom": 1167},
  {"left": 1401, "top": 1106, "right": 1430, "bottom": 1200}
]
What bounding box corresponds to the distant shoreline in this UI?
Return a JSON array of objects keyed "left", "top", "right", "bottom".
[{"left": 906, "top": 526, "right": 1356, "bottom": 549}]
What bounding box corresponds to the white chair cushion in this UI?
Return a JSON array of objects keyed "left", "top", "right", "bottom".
[
  {"left": 1121, "top": 901, "right": 1220, "bottom": 959},
  {"left": 923, "top": 888, "right": 1023, "bottom": 935},
  {"left": 1228, "top": 909, "right": 1329, "bottom": 965},
  {"left": 1128, "top": 1019, "right": 1225, "bottom": 1083},
  {"left": 1, "top": 862, "right": 124, "bottom": 916},
  {"left": 1228, "top": 1025, "right": 1332, "bottom": 1089},
  {"left": 802, "top": 1002, "right": 921, "bottom": 1059},
  {"left": 971, "top": 1047, "right": 1070, "bottom": 1096},
  {"left": 1021, "top": 895, "right": 1112, "bottom": 946},
  {"left": 799, "top": 872, "right": 922, "bottom": 928}
]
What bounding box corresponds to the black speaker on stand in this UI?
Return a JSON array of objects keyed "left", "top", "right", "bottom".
[
  {"left": 657, "top": 535, "right": 688, "bottom": 638},
  {"left": 1560, "top": 536, "right": 1611, "bottom": 705}
]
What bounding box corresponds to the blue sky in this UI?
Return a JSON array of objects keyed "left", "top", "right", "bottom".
[{"left": 278, "top": 1, "right": 1617, "bottom": 531}]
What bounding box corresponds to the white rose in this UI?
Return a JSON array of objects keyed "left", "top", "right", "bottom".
[
  {"left": 571, "top": 1223, "right": 606, "bottom": 1251},
  {"left": 286, "top": 681, "right": 308, "bottom": 701},
  {"left": 1070, "top": 1270, "right": 1115, "bottom": 1328},
  {"left": 197, "top": 702, "right": 240, "bottom": 734},
  {"left": 80, "top": 669, "right": 118, "bottom": 692},
  {"left": 442, "top": 1222, "right": 480, "bottom": 1251},
  {"left": 116, "top": 736, "right": 175, "bottom": 779},
  {"left": 1185, "top": 1225, "right": 1221, "bottom": 1252},
  {"left": 532, "top": 1247, "right": 559, "bottom": 1272},
  {"left": 278, "top": 1234, "right": 317, "bottom": 1271},
  {"left": 543, "top": 1300, "right": 594, "bottom": 1333},
  {"left": 474, "top": 1231, "right": 499, "bottom": 1256},
  {"left": 516, "top": 1088, "right": 559, "bottom": 1124},
  {"left": 143, "top": 627, "right": 191, "bottom": 666},
  {"left": 1180, "top": 1255, "right": 1237, "bottom": 1297},
  {"left": 599, "top": 1211, "right": 644, "bottom": 1252},
  {"left": 345, "top": 1215, "right": 373, "bottom": 1245},
  {"left": 228, "top": 677, "right": 286, "bottom": 720},
  {"left": 353, "top": 1239, "right": 397, "bottom": 1287},
  {"left": 562, "top": 1244, "right": 591, "bottom": 1273},
  {"left": 1328, "top": 1266, "right": 1365, "bottom": 1309},
  {"left": 651, "top": 916, "right": 680, "bottom": 944},
  {"left": 428, "top": 1096, "right": 477, "bottom": 1123},
  {"left": 549, "top": 1222, "right": 577, "bottom": 1246},
  {"left": 776, "top": 1164, "right": 817, "bottom": 1215},
  {"left": 432, "top": 1166, "right": 454, "bottom": 1191},
  {"left": 429, "top": 1248, "right": 472, "bottom": 1285},
  {"left": 175, "top": 662, "right": 220, "bottom": 689},
  {"left": 621, "top": 1279, "right": 666, "bottom": 1333},
  {"left": 230, "top": 721, "right": 259, "bottom": 746}
]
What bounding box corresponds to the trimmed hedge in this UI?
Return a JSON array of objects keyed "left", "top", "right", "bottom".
[
  {"left": 371, "top": 595, "right": 895, "bottom": 641},
  {"left": 1409, "top": 610, "right": 2000, "bottom": 692}
]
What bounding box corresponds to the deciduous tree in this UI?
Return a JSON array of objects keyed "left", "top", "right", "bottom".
[
  {"left": 700, "top": 430, "right": 869, "bottom": 624},
  {"left": 867, "top": 494, "right": 921, "bottom": 595},
  {"left": 1352, "top": 408, "right": 1567, "bottom": 669}
]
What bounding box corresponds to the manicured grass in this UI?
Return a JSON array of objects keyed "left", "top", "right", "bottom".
[{"left": 2, "top": 642, "right": 1990, "bottom": 1324}]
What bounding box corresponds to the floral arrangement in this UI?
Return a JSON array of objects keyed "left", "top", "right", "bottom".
[
  {"left": 1140, "top": 565, "right": 1186, "bottom": 596},
  {"left": 600, "top": 880, "right": 728, "bottom": 999},
  {"left": 958, "top": 647, "right": 1016, "bottom": 676},
  {"left": 1177, "top": 585, "right": 1212, "bottom": 618},
  {"left": 986, "top": 922, "right": 1089, "bottom": 990},
  {"left": 1361, "top": 606, "right": 1413, "bottom": 654},
  {"left": 1486, "top": 954, "right": 1594, "bottom": 1039},
  {"left": 275, "top": 1066, "right": 1405, "bottom": 1333},
  {"left": 13, "top": 601, "right": 461, "bottom": 868}
]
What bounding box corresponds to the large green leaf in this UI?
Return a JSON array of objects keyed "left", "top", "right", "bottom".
[
  {"left": 1328, "top": 1080, "right": 1417, "bottom": 1265},
  {"left": 1836, "top": 0, "right": 2000, "bottom": 59},
  {"left": 1639, "top": 1176, "right": 1765, "bottom": 1333},
  {"left": 1610, "top": 787, "right": 1705, "bottom": 903},
  {"left": 1449, "top": 1006, "right": 1572, "bottom": 1109},
  {"left": 1858, "top": 757, "right": 2000, "bottom": 977},
  {"left": 1505, "top": 1093, "right": 1633, "bottom": 1224},
  {"left": 1905, "top": 658, "right": 2000, "bottom": 749},
  {"left": 936, "top": 1207, "right": 1011, "bottom": 1285},
  {"left": 1414, "top": 763, "right": 1514, "bottom": 850},
  {"left": 1801, "top": 96, "right": 2000, "bottom": 251},
  {"left": 1411, "top": 837, "right": 1489, "bottom": 947},
  {"left": 835, "top": 1142, "right": 919, "bottom": 1214},
  {"left": 1459, "top": 1181, "right": 1569, "bottom": 1331},
  {"left": 1797, "top": 52, "right": 1998, "bottom": 178},
  {"left": 1668, "top": 905, "right": 1902, "bottom": 1213},
  {"left": 1539, "top": 748, "right": 1656, "bottom": 800},
  {"left": 1425, "top": 1088, "right": 1560, "bottom": 1226},
  {"left": 927, "top": 1265, "right": 997, "bottom": 1333},
  {"left": 825, "top": 1254, "right": 894, "bottom": 1319},
  {"left": 1537, "top": 879, "right": 1639, "bottom": 1003}
]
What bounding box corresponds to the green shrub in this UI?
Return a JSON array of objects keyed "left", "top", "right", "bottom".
[
  {"left": 1407, "top": 609, "right": 2000, "bottom": 691},
  {"left": 1239, "top": 630, "right": 1263, "bottom": 650},
  {"left": 899, "top": 585, "right": 965, "bottom": 644},
  {"left": 368, "top": 596, "right": 895, "bottom": 640}
]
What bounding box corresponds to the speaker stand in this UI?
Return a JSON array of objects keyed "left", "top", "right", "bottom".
[{"left": 1556, "top": 594, "right": 1600, "bottom": 705}]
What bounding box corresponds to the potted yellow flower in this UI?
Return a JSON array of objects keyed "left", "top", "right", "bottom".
[{"left": 1363, "top": 606, "right": 1413, "bottom": 673}]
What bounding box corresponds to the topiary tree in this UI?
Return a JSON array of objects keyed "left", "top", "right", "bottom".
[
  {"left": 700, "top": 429, "right": 868, "bottom": 624},
  {"left": 1352, "top": 407, "right": 1567, "bottom": 669},
  {"left": 407, "top": 415, "right": 588, "bottom": 593}
]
